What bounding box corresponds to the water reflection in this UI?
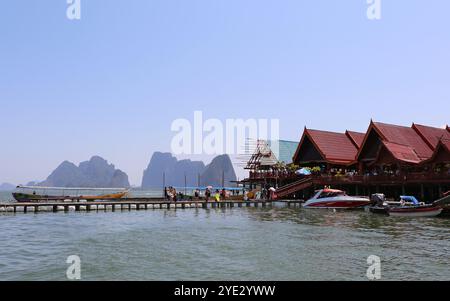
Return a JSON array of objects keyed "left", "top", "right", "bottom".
[{"left": 246, "top": 205, "right": 450, "bottom": 239}]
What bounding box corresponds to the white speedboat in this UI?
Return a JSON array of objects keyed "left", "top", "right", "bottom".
[{"left": 303, "top": 189, "right": 371, "bottom": 209}]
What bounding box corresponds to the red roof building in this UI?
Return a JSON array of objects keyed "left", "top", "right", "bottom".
[
  {"left": 293, "top": 128, "right": 364, "bottom": 166},
  {"left": 413, "top": 123, "right": 450, "bottom": 150},
  {"left": 357, "top": 121, "right": 435, "bottom": 167},
  {"left": 422, "top": 139, "right": 450, "bottom": 165},
  {"left": 346, "top": 131, "right": 366, "bottom": 148}
]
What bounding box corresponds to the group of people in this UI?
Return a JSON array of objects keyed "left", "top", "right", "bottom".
[
  {"left": 165, "top": 187, "right": 229, "bottom": 202},
  {"left": 165, "top": 186, "right": 181, "bottom": 202},
  {"left": 203, "top": 188, "right": 228, "bottom": 202}
]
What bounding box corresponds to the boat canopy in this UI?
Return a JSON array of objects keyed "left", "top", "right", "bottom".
[
  {"left": 16, "top": 186, "right": 128, "bottom": 191},
  {"left": 400, "top": 196, "right": 420, "bottom": 205}
]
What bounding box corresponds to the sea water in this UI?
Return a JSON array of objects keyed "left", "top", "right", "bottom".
[{"left": 0, "top": 198, "right": 449, "bottom": 281}]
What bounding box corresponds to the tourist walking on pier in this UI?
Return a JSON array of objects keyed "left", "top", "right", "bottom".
[
  {"left": 205, "top": 188, "right": 211, "bottom": 201},
  {"left": 215, "top": 190, "right": 221, "bottom": 202}
]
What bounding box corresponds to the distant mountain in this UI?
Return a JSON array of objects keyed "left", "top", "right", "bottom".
[
  {"left": 141, "top": 152, "right": 206, "bottom": 188},
  {"left": 40, "top": 156, "right": 130, "bottom": 188},
  {"left": 200, "top": 154, "right": 237, "bottom": 187},
  {"left": 0, "top": 183, "right": 15, "bottom": 191},
  {"left": 141, "top": 152, "right": 237, "bottom": 188}
]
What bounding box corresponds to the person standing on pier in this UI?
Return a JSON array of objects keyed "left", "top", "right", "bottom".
[
  {"left": 215, "top": 190, "right": 221, "bottom": 202},
  {"left": 205, "top": 188, "right": 211, "bottom": 202}
]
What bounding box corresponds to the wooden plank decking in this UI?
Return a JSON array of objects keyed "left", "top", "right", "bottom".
[{"left": 0, "top": 199, "right": 303, "bottom": 214}]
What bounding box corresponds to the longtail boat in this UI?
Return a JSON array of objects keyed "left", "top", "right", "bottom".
[{"left": 12, "top": 186, "right": 129, "bottom": 203}]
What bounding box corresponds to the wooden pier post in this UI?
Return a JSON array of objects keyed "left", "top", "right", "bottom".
[
  {"left": 87, "top": 205, "right": 91, "bottom": 212},
  {"left": 53, "top": 205, "right": 58, "bottom": 213},
  {"left": 34, "top": 205, "right": 38, "bottom": 213},
  {"left": 75, "top": 205, "right": 80, "bottom": 212},
  {"left": 23, "top": 206, "right": 27, "bottom": 213},
  {"left": 64, "top": 205, "right": 69, "bottom": 213},
  {"left": 202, "top": 202, "right": 207, "bottom": 209}
]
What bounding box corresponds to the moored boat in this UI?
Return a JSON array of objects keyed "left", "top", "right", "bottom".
[
  {"left": 12, "top": 186, "right": 129, "bottom": 203},
  {"left": 388, "top": 206, "right": 443, "bottom": 217},
  {"left": 387, "top": 195, "right": 443, "bottom": 217},
  {"left": 302, "top": 189, "right": 371, "bottom": 209}
]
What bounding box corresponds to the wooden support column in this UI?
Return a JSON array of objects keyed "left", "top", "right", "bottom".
[{"left": 23, "top": 206, "right": 28, "bottom": 214}]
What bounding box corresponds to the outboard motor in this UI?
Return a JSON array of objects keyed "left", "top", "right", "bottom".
[{"left": 371, "top": 193, "right": 386, "bottom": 206}]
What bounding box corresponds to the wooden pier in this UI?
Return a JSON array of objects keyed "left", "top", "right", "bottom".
[{"left": 0, "top": 199, "right": 304, "bottom": 214}]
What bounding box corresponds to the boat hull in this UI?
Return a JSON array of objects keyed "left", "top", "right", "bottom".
[
  {"left": 12, "top": 191, "right": 128, "bottom": 203},
  {"left": 369, "top": 206, "right": 389, "bottom": 214},
  {"left": 303, "top": 198, "right": 371, "bottom": 209},
  {"left": 388, "top": 206, "right": 443, "bottom": 217}
]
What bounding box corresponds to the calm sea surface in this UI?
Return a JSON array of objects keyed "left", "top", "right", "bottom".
[{"left": 0, "top": 191, "right": 449, "bottom": 281}]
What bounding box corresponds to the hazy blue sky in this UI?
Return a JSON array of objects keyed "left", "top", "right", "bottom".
[{"left": 1, "top": 1, "right": 449, "bottom": 185}]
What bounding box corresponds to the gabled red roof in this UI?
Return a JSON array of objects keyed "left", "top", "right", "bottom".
[
  {"left": 412, "top": 124, "right": 450, "bottom": 150},
  {"left": 345, "top": 131, "right": 365, "bottom": 149},
  {"left": 422, "top": 139, "right": 450, "bottom": 164},
  {"left": 372, "top": 122, "right": 433, "bottom": 161},
  {"left": 380, "top": 141, "right": 421, "bottom": 164},
  {"left": 298, "top": 129, "right": 359, "bottom": 164}
]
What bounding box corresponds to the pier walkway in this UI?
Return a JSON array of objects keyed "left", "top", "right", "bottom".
[{"left": 0, "top": 199, "right": 303, "bottom": 214}]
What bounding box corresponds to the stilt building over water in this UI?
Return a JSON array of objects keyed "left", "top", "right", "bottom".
[{"left": 242, "top": 121, "right": 450, "bottom": 202}]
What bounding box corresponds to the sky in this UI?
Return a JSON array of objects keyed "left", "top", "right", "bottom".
[{"left": 1, "top": 0, "right": 449, "bottom": 186}]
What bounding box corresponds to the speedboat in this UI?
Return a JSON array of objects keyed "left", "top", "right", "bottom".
[
  {"left": 387, "top": 196, "right": 443, "bottom": 217},
  {"left": 302, "top": 189, "right": 371, "bottom": 209}
]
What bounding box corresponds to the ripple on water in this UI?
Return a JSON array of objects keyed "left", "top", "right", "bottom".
[{"left": 0, "top": 207, "right": 449, "bottom": 281}]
